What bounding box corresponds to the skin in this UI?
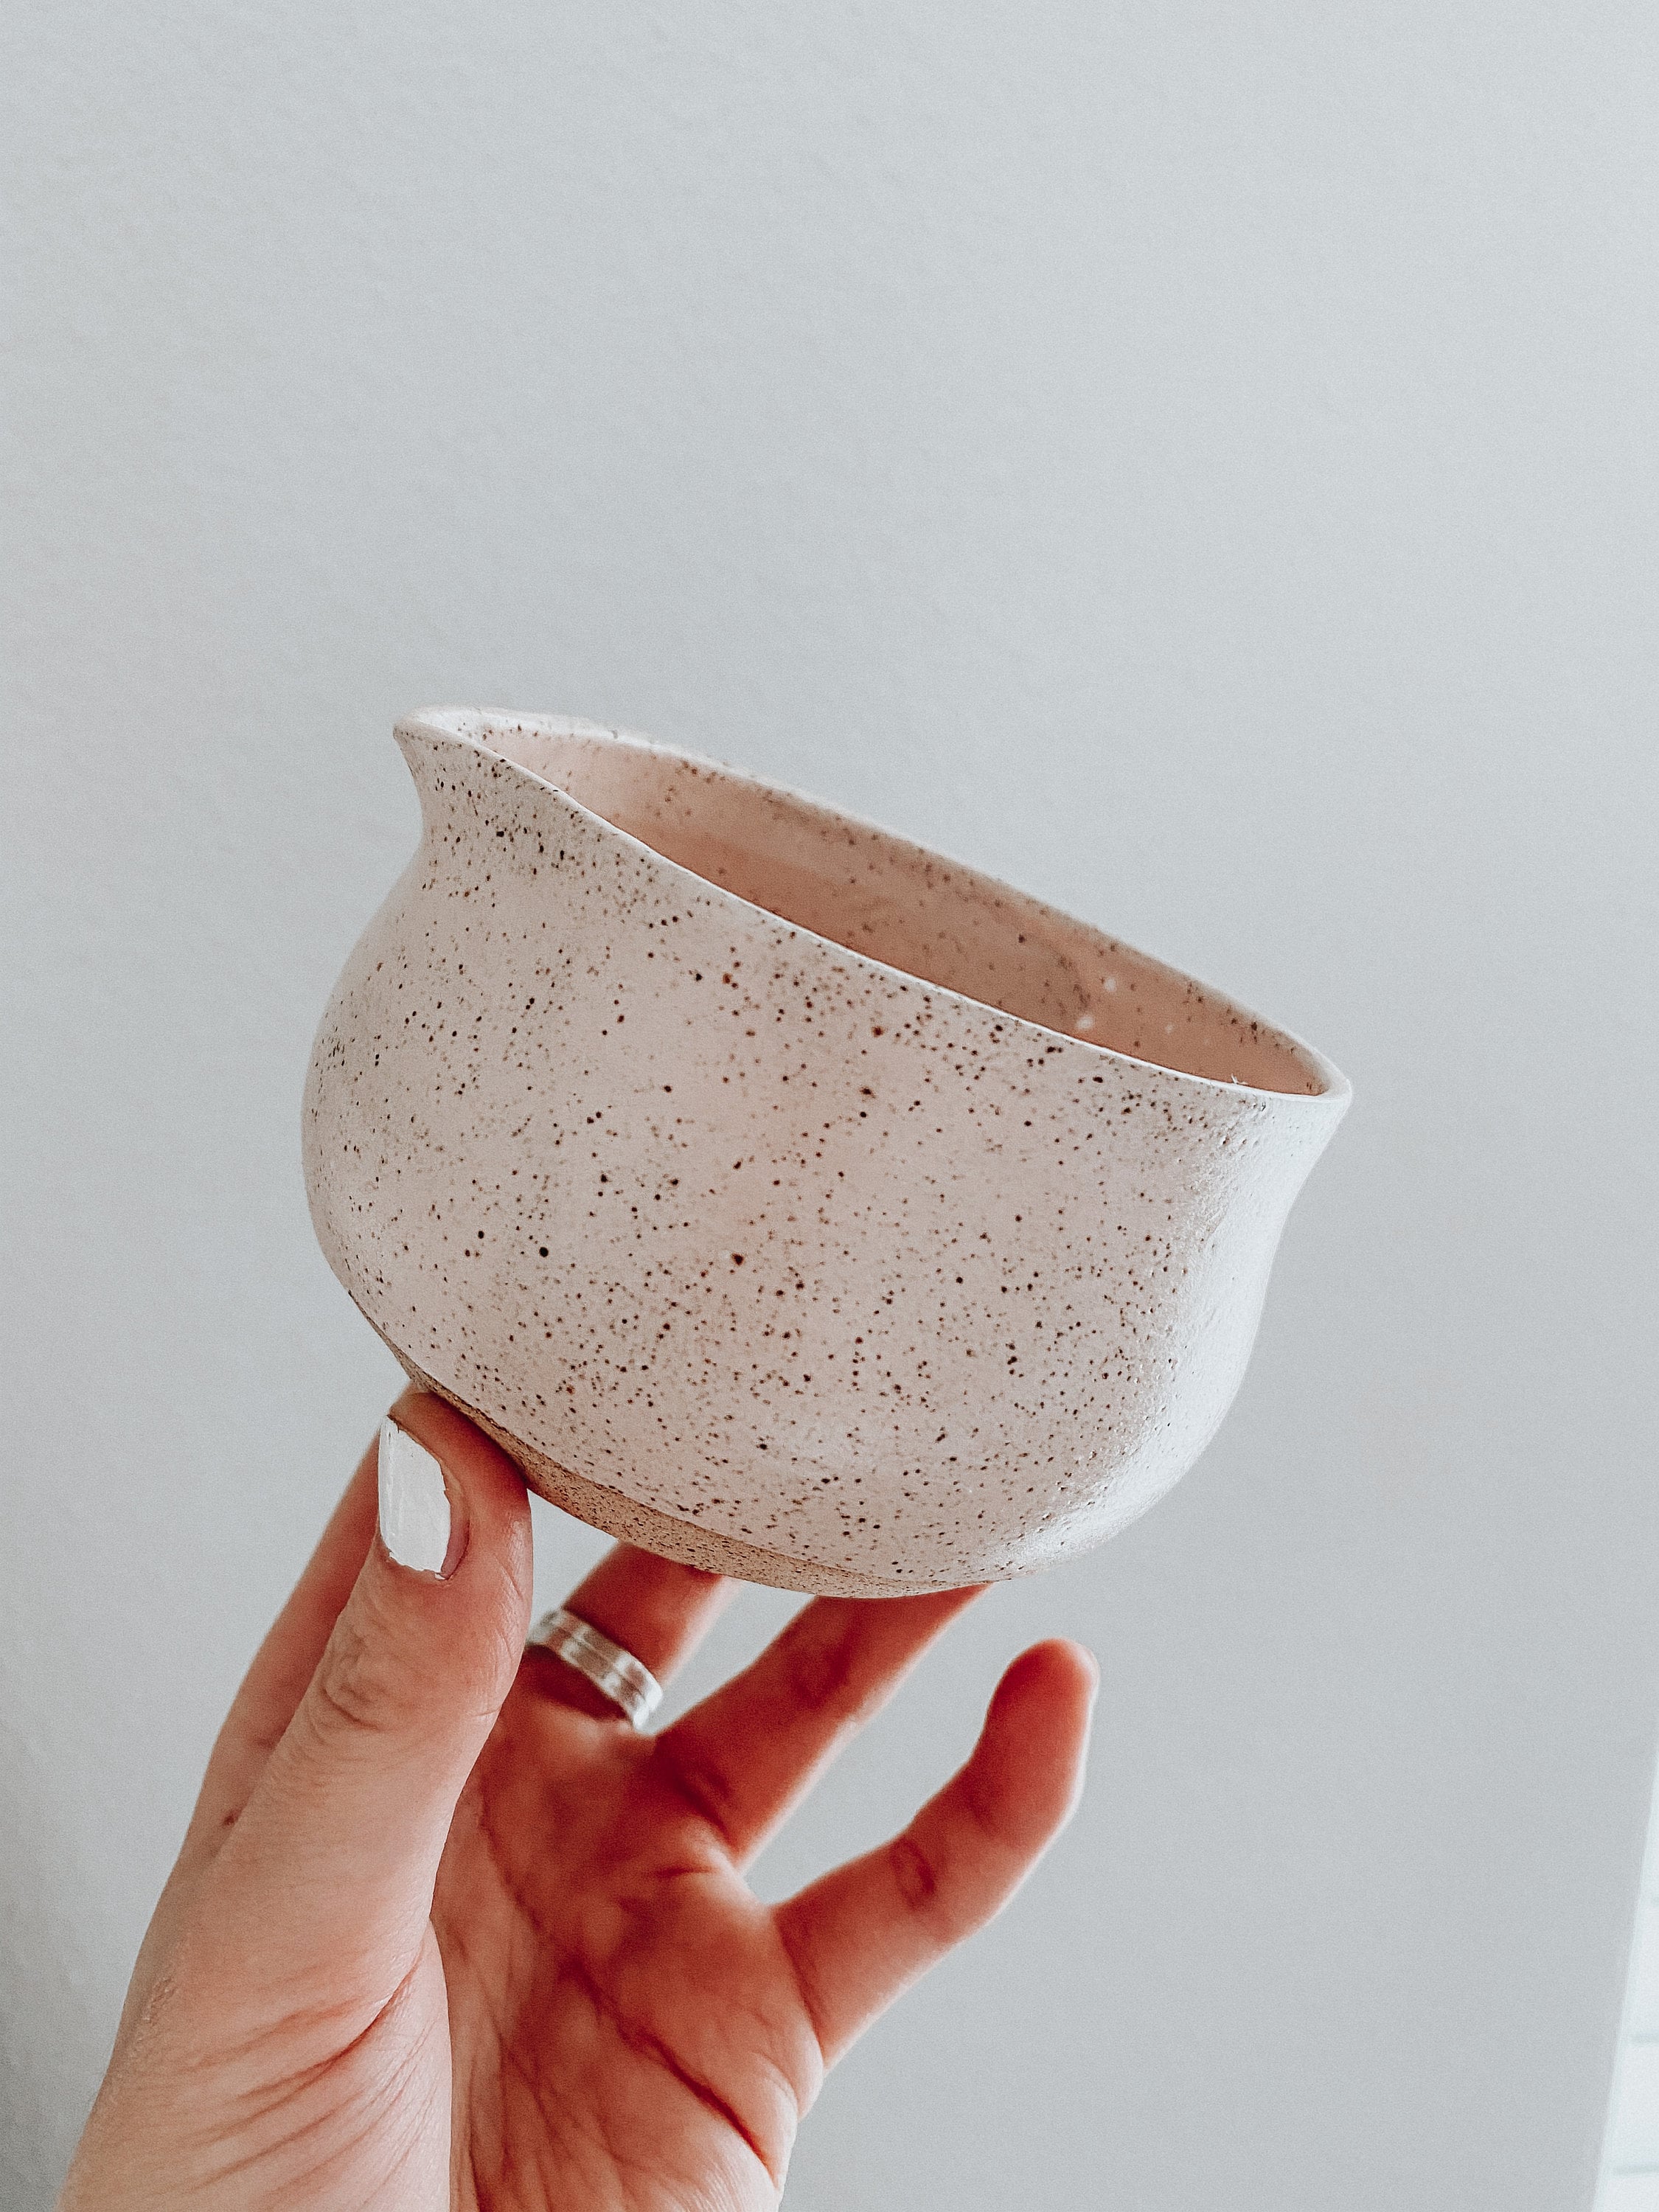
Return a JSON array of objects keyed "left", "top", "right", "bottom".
[{"left": 60, "top": 1390, "right": 1097, "bottom": 2211}]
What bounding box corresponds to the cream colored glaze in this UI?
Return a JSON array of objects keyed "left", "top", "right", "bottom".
[{"left": 303, "top": 710, "right": 1349, "bottom": 1593}]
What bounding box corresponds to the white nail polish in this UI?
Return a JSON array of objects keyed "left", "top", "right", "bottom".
[{"left": 378, "top": 1418, "right": 451, "bottom": 1573}]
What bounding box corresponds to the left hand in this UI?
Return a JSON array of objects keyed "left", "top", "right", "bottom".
[{"left": 60, "top": 1388, "right": 1096, "bottom": 2210}]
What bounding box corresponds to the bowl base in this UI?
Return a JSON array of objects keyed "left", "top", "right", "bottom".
[{"left": 388, "top": 1350, "right": 945, "bottom": 1598}]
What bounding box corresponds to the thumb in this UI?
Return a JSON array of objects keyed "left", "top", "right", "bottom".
[{"left": 201, "top": 1393, "right": 533, "bottom": 1991}]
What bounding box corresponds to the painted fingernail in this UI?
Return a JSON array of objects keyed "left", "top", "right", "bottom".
[{"left": 378, "top": 1416, "right": 457, "bottom": 1575}]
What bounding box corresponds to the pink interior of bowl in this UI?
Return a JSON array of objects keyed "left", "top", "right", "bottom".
[{"left": 456, "top": 714, "right": 1334, "bottom": 1099}]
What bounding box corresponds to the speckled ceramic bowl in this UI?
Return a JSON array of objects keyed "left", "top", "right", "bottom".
[{"left": 303, "top": 709, "right": 1349, "bottom": 1595}]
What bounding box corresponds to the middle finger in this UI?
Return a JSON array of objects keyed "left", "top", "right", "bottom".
[{"left": 650, "top": 1585, "right": 983, "bottom": 1863}]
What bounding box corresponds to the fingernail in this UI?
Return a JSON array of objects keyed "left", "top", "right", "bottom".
[{"left": 378, "top": 1416, "right": 459, "bottom": 1576}]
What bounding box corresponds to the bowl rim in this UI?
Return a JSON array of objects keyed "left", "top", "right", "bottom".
[{"left": 398, "top": 704, "right": 1352, "bottom": 1114}]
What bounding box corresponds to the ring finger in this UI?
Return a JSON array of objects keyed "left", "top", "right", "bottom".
[{"left": 521, "top": 1542, "right": 735, "bottom": 1725}]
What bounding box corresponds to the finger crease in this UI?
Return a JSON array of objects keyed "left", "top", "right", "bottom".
[
  {"left": 889, "top": 1831, "right": 942, "bottom": 1914},
  {"left": 773, "top": 1915, "right": 832, "bottom": 2065},
  {"left": 650, "top": 1739, "right": 744, "bottom": 1857}
]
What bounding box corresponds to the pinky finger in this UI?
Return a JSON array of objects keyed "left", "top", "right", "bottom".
[{"left": 773, "top": 1638, "right": 1098, "bottom": 2067}]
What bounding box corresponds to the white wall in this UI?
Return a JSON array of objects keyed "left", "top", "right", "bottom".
[{"left": 4, "top": 5, "right": 1656, "bottom": 2205}]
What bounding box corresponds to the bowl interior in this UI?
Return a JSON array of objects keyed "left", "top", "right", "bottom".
[{"left": 462, "top": 715, "right": 1332, "bottom": 1098}]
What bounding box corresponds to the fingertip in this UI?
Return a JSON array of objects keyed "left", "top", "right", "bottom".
[
  {"left": 390, "top": 1386, "right": 525, "bottom": 1490},
  {"left": 388, "top": 1391, "right": 531, "bottom": 1545},
  {"left": 992, "top": 1635, "right": 1099, "bottom": 1719},
  {"left": 970, "top": 1637, "right": 1098, "bottom": 1846},
  {"left": 378, "top": 1416, "right": 459, "bottom": 1576},
  {"left": 1058, "top": 1636, "right": 1101, "bottom": 1710},
  {"left": 373, "top": 1394, "right": 535, "bottom": 1678}
]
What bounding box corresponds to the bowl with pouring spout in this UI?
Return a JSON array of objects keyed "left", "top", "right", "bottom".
[{"left": 303, "top": 709, "right": 1348, "bottom": 1594}]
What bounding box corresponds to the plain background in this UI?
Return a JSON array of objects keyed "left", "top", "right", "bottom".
[{"left": 3, "top": 5, "right": 1656, "bottom": 2207}]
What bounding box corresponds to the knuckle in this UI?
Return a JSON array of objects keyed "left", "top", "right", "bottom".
[
  {"left": 131, "top": 1961, "right": 186, "bottom": 2040},
  {"left": 308, "top": 1618, "right": 399, "bottom": 1744},
  {"left": 784, "top": 1618, "right": 864, "bottom": 1719},
  {"left": 653, "top": 1735, "right": 743, "bottom": 1848},
  {"left": 888, "top": 1831, "right": 944, "bottom": 1917}
]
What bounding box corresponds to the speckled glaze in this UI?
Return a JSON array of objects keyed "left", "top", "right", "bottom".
[{"left": 303, "top": 710, "right": 1349, "bottom": 1595}]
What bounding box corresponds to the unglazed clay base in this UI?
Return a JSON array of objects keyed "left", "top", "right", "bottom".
[{"left": 305, "top": 709, "right": 1349, "bottom": 1595}]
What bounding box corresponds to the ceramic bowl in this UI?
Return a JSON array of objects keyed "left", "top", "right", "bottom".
[{"left": 303, "top": 709, "right": 1349, "bottom": 1594}]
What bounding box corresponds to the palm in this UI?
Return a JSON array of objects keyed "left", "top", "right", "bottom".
[
  {"left": 440, "top": 1697, "right": 813, "bottom": 2209},
  {"left": 430, "top": 1540, "right": 1087, "bottom": 2212}
]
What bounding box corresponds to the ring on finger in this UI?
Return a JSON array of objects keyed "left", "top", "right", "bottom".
[{"left": 526, "top": 1607, "right": 664, "bottom": 1731}]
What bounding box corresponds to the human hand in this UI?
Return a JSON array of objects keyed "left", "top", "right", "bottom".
[{"left": 60, "top": 1391, "right": 1096, "bottom": 2210}]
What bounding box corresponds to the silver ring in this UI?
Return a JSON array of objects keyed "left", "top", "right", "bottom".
[{"left": 526, "top": 1607, "right": 664, "bottom": 1731}]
